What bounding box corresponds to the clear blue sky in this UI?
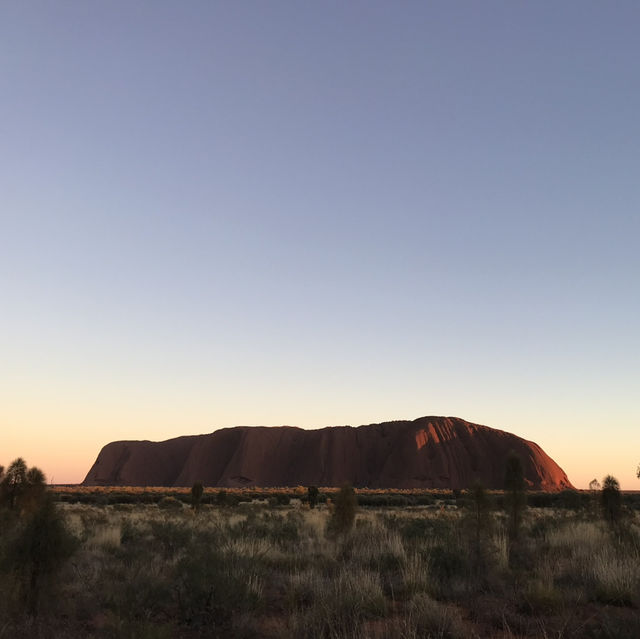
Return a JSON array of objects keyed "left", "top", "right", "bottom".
[{"left": 1, "top": 2, "right": 638, "bottom": 487}]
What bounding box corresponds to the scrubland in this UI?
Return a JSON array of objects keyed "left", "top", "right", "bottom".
[{"left": 1, "top": 489, "right": 640, "bottom": 638}]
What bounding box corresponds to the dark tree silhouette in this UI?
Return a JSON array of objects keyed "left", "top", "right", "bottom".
[
  {"left": 7, "top": 494, "right": 77, "bottom": 614},
  {"left": 1, "top": 458, "right": 47, "bottom": 513},
  {"left": 601, "top": 474, "right": 621, "bottom": 524},
  {"left": 1, "top": 457, "right": 28, "bottom": 510},
  {"left": 468, "top": 481, "right": 492, "bottom": 571},
  {"left": 327, "top": 483, "right": 357, "bottom": 538},
  {"left": 191, "top": 481, "right": 204, "bottom": 513},
  {"left": 1, "top": 458, "right": 76, "bottom": 615},
  {"left": 307, "top": 486, "right": 319, "bottom": 509},
  {"left": 503, "top": 452, "right": 526, "bottom": 542}
]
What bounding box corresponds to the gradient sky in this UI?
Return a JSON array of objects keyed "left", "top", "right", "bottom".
[{"left": 1, "top": 2, "right": 638, "bottom": 488}]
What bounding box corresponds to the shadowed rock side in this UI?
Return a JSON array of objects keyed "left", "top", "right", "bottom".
[{"left": 82, "top": 416, "right": 573, "bottom": 490}]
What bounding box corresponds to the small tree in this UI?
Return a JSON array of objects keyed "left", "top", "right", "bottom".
[
  {"left": 601, "top": 474, "right": 621, "bottom": 525},
  {"left": 7, "top": 494, "right": 77, "bottom": 614},
  {"left": 1, "top": 461, "right": 76, "bottom": 615},
  {"left": 24, "top": 467, "right": 47, "bottom": 512},
  {"left": 503, "top": 453, "right": 526, "bottom": 542},
  {"left": 327, "top": 483, "right": 357, "bottom": 538},
  {"left": 1, "top": 457, "right": 28, "bottom": 510},
  {"left": 636, "top": 463, "right": 639, "bottom": 479},
  {"left": 1, "top": 460, "right": 50, "bottom": 514},
  {"left": 191, "top": 481, "right": 204, "bottom": 513},
  {"left": 464, "top": 481, "right": 492, "bottom": 572},
  {"left": 307, "top": 486, "right": 319, "bottom": 509},
  {"left": 588, "top": 478, "right": 601, "bottom": 515}
]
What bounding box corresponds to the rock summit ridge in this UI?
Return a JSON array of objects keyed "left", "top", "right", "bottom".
[{"left": 83, "top": 416, "right": 572, "bottom": 490}]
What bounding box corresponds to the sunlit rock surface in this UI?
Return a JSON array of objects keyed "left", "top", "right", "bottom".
[{"left": 83, "top": 416, "right": 573, "bottom": 490}]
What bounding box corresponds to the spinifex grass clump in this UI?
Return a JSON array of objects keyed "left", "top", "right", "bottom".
[
  {"left": 287, "top": 566, "right": 387, "bottom": 638},
  {"left": 175, "top": 541, "right": 264, "bottom": 630},
  {"left": 4, "top": 480, "right": 640, "bottom": 637}
]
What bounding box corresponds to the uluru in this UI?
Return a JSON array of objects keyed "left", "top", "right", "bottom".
[{"left": 83, "top": 416, "right": 572, "bottom": 490}]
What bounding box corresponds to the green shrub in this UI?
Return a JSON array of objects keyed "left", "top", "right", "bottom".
[
  {"left": 430, "top": 546, "right": 469, "bottom": 588},
  {"left": 150, "top": 519, "right": 192, "bottom": 559},
  {"left": 275, "top": 493, "right": 291, "bottom": 506},
  {"left": 232, "top": 511, "right": 301, "bottom": 549},
  {"left": 558, "top": 489, "right": 586, "bottom": 510},
  {"left": 287, "top": 567, "right": 386, "bottom": 638},
  {"left": 216, "top": 489, "right": 231, "bottom": 507},
  {"left": 0, "top": 458, "right": 47, "bottom": 512},
  {"left": 2, "top": 495, "right": 77, "bottom": 614},
  {"left": 174, "top": 544, "right": 262, "bottom": 631},
  {"left": 307, "top": 486, "right": 319, "bottom": 509},
  {"left": 157, "top": 496, "right": 183, "bottom": 511},
  {"left": 406, "top": 593, "right": 468, "bottom": 639}
]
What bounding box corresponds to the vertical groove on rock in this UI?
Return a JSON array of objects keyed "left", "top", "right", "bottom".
[{"left": 83, "top": 416, "right": 573, "bottom": 490}]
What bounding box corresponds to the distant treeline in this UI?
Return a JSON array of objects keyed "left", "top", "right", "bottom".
[{"left": 51, "top": 486, "right": 640, "bottom": 510}]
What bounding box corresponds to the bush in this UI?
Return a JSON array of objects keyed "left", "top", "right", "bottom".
[
  {"left": 2, "top": 495, "right": 77, "bottom": 614},
  {"left": 430, "top": 546, "right": 469, "bottom": 588},
  {"left": 558, "top": 489, "right": 584, "bottom": 510},
  {"left": 0, "top": 458, "right": 47, "bottom": 512},
  {"left": 307, "top": 486, "right": 319, "bottom": 509},
  {"left": 158, "top": 496, "right": 183, "bottom": 511},
  {"left": 287, "top": 567, "right": 386, "bottom": 637},
  {"left": 150, "top": 519, "right": 192, "bottom": 559},
  {"left": 274, "top": 493, "right": 291, "bottom": 506},
  {"left": 174, "top": 544, "right": 262, "bottom": 630},
  {"left": 216, "top": 489, "right": 231, "bottom": 507},
  {"left": 406, "top": 593, "right": 468, "bottom": 639},
  {"left": 327, "top": 484, "right": 357, "bottom": 538},
  {"left": 191, "top": 481, "right": 204, "bottom": 513},
  {"left": 504, "top": 452, "right": 526, "bottom": 542},
  {"left": 466, "top": 481, "right": 492, "bottom": 571}
]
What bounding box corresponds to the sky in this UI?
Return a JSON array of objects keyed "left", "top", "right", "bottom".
[{"left": 1, "top": 2, "right": 638, "bottom": 488}]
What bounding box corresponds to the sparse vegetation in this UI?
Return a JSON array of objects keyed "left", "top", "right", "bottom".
[
  {"left": 2, "top": 479, "right": 640, "bottom": 637},
  {"left": 0, "top": 459, "right": 76, "bottom": 621}
]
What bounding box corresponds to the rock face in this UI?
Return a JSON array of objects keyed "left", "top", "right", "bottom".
[{"left": 83, "top": 416, "right": 572, "bottom": 490}]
